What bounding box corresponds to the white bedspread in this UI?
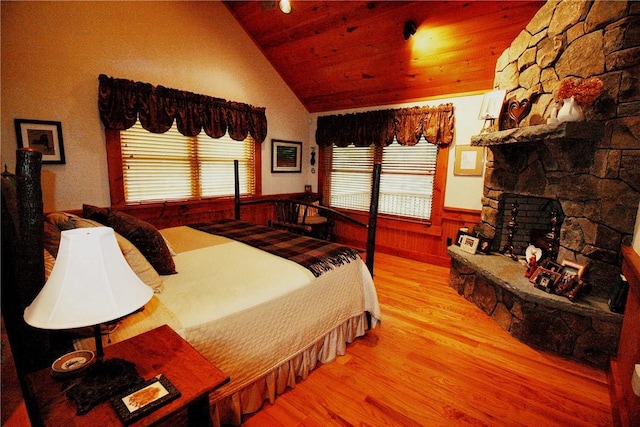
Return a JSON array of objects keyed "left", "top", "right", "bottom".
[{"left": 76, "top": 225, "right": 380, "bottom": 403}]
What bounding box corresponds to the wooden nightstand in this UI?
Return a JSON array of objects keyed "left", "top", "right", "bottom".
[{"left": 24, "top": 325, "right": 229, "bottom": 426}]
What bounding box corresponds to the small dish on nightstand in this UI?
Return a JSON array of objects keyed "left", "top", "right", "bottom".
[{"left": 51, "top": 350, "right": 95, "bottom": 376}]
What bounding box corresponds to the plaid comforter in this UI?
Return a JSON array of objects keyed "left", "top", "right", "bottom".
[{"left": 190, "top": 219, "right": 360, "bottom": 277}]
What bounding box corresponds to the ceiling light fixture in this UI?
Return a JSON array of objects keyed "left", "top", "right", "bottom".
[
  {"left": 279, "top": 0, "right": 292, "bottom": 14},
  {"left": 403, "top": 20, "right": 417, "bottom": 40}
]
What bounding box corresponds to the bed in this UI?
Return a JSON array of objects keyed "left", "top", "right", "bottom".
[{"left": 2, "top": 149, "right": 382, "bottom": 426}]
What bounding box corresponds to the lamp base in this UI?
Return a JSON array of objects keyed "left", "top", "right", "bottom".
[{"left": 65, "top": 357, "right": 143, "bottom": 415}]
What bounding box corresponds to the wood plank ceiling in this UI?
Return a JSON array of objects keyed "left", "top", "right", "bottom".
[{"left": 224, "top": 1, "right": 545, "bottom": 113}]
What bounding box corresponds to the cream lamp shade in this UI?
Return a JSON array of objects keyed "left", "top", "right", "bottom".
[{"left": 24, "top": 227, "right": 153, "bottom": 330}]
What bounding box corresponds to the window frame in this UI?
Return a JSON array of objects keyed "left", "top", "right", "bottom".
[
  {"left": 318, "top": 142, "right": 448, "bottom": 227},
  {"left": 105, "top": 128, "right": 262, "bottom": 208}
]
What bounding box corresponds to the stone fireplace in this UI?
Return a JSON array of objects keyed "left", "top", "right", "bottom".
[
  {"left": 473, "top": 121, "right": 638, "bottom": 299},
  {"left": 448, "top": 1, "right": 640, "bottom": 367},
  {"left": 474, "top": 0, "right": 640, "bottom": 300}
]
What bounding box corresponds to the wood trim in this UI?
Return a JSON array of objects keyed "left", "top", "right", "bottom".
[
  {"left": 429, "top": 144, "right": 449, "bottom": 227},
  {"left": 443, "top": 207, "right": 481, "bottom": 223},
  {"left": 105, "top": 128, "right": 125, "bottom": 207},
  {"left": 609, "top": 246, "right": 640, "bottom": 427}
]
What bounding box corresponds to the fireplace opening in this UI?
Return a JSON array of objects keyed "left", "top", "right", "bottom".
[{"left": 495, "top": 194, "right": 564, "bottom": 260}]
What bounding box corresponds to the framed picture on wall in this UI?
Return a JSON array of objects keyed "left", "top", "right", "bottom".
[
  {"left": 271, "top": 139, "right": 302, "bottom": 173},
  {"left": 14, "top": 119, "right": 66, "bottom": 164},
  {"left": 454, "top": 146, "right": 484, "bottom": 176}
]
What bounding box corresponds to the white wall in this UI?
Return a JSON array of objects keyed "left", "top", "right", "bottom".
[
  {"left": 2, "top": 1, "right": 486, "bottom": 214},
  {"left": 1, "top": 1, "right": 310, "bottom": 211},
  {"left": 310, "top": 93, "right": 487, "bottom": 211}
]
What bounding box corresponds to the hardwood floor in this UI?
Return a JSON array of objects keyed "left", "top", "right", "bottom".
[{"left": 243, "top": 252, "right": 613, "bottom": 426}]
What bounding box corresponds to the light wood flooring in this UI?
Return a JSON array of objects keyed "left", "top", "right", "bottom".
[{"left": 243, "top": 252, "right": 613, "bottom": 426}]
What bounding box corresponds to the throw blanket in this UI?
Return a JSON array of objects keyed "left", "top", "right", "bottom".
[{"left": 191, "top": 219, "right": 360, "bottom": 277}]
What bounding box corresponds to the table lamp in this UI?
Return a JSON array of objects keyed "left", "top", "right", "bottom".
[{"left": 23, "top": 226, "right": 154, "bottom": 414}]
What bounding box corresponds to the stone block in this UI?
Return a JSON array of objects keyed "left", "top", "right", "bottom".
[
  {"left": 492, "top": 303, "right": 513, "bottom": 331},
  {"left": 469, "top": 278, "right": 497, "bottom": 315},
  {"left": 512, "top": 306, "right": 576, "bottom": 356},
  {"left": 573, "top": 328, "right": 615, "bottom": 368}
]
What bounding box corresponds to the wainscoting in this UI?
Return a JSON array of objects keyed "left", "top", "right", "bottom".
[{"left": 333, "top": 207, "right": 481, "bottom": 268}]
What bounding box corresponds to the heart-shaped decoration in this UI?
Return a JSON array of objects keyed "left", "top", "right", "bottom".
[{"left": 508, "top": 98, "right": 532, "bottom": 125}]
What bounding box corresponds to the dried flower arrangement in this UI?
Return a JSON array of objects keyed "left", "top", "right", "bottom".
[{"left": 555, "top": 77, "right": 604, "bottom": 106}]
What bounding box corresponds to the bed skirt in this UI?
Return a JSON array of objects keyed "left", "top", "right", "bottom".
[{"left": 209, "top": 311, "right": 370, "bottom": 426}]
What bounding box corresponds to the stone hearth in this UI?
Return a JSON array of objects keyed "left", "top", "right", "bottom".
[{"left": 448, "top": 245, "right": 622, "bottom": 368}]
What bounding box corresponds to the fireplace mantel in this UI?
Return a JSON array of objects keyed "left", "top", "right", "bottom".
[{"left": 470, "top": 121, "right": 605, "bottom": 147}]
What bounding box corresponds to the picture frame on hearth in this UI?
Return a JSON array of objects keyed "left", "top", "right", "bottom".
[
  {"left": 476, "top": 236, "right": 493, "bottom": 254},
  {"left": 539, "top": 259, "right": 563, "bottom": 273},
  {"left": 530, "top": 267, "right": 562, "bottom": 293},
  {"left": 459, "top": 235, "right": 480, "bottom": 254},
  {"left": 560, "top": 260, "right": 586, "bottom": 282}
]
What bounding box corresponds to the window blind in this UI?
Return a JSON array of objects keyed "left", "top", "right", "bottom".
[
  {"left": 121, "top": 121, "right": 255, "bottom": 203},
  {"left": 326, "top": 138, "right": 437, "bottom": 220}
]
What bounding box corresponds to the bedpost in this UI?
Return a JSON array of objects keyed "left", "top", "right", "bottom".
[
  {"left": 3, "top": 148, "right": 52, "bottom": 376},
  {"left": 234, "top": 159, "right": 241, "bottom": 220},
  {"left": 365, "top": 162, "right": 381, "bottom": 275}
]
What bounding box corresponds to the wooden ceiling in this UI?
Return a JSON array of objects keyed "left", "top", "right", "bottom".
[{"left": 224, "top": 1, "right": 544, "bottom": 113}]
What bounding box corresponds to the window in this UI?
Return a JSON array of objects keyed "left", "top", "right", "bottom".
[
  {"left": 115, "top": 121, "right": 257, "bottom": 204},
  {"left": 325, "top": 138, "right": 438, "bottom": 221}
]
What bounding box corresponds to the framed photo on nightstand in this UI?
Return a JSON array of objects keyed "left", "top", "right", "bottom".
[{"left": 111, "top": 375, "right": 180, "bottom": 425}]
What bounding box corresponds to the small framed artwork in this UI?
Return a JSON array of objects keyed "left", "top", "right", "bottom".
[
  {"left": 459, "top": 235, "right": 480, "bottom": 255},
  {"left": 476, "top": 236, "right": 493, "bottom": 254},
  {"left": 455, "top": 228, "right": 470, "bottom": 246},
  {"left": 14, "top": 119, "right": 66, "bottom": 164},
  {"left": 560, "top": 260, "right": 586, "bottom": 282},
  {"left": 272, "top": 139, "right": 302, "bottom": 173},
  {"left": 530, "top": 267, "right": 562, "bottom": 293},
  {"left": 454, "top": 146, "right": 484, "bottom": 176},
  {"left": 478, "top": 90, "right": 507, "bottom": 120},
  {"left": 540, "top": 259, "right": 563, "bottom": 273},
  {"left": 111, "top": 375, "right": 180, "bottom": 425}
]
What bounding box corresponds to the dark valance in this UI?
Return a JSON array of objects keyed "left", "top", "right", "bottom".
[
  {"left": 98, "top": 74, "right": 268, "bottom": 144},
  {"left": 315, "top": 104, "right": 454, "bottom": 148}
]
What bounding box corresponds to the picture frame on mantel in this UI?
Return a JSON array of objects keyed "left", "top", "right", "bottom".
[
  {"left": 14, "top": 119, "right": 66, "bottom": 164},
  {"left": 454, "top": 146, "right": 484, "bottom": 176},
  {"left": 478, "top": 89, "right": 506, "bottom": 132},
  {"left": 271, "top": 139, "right": 302, "bottom": 173},
  {"left": 478, "top": 90, "right": 506, "bottom": 121}
]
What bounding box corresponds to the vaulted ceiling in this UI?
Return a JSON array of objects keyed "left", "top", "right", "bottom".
[{"left": 224, "top": 1, "right": 545, "bottom": 113}]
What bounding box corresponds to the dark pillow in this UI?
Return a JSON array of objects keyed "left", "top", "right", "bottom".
[
  {"left": 83, "top": 204, "right": 176, "bottom": 275},
  {"left": 43, "top": 219, "right": 61, "bottom": 257}
]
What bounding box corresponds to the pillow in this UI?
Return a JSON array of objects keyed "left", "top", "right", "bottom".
[
  {"left": 298, "top": 201, "right": 321, "bottom": 223},
  {"left": 45, "top": 212, "right": 164, "bottom": 293},
  {"left": 44, "top": 248, "right": 56, "bottom": 281},
  {"left": 43, "top": 219, "right": 61, "bottom": 257},
  {"left": 82, "top": 205, "right": 176, "bottom": 275},
  {"left": 47, "top": 211, "right": 103, "bottom": 230}
]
